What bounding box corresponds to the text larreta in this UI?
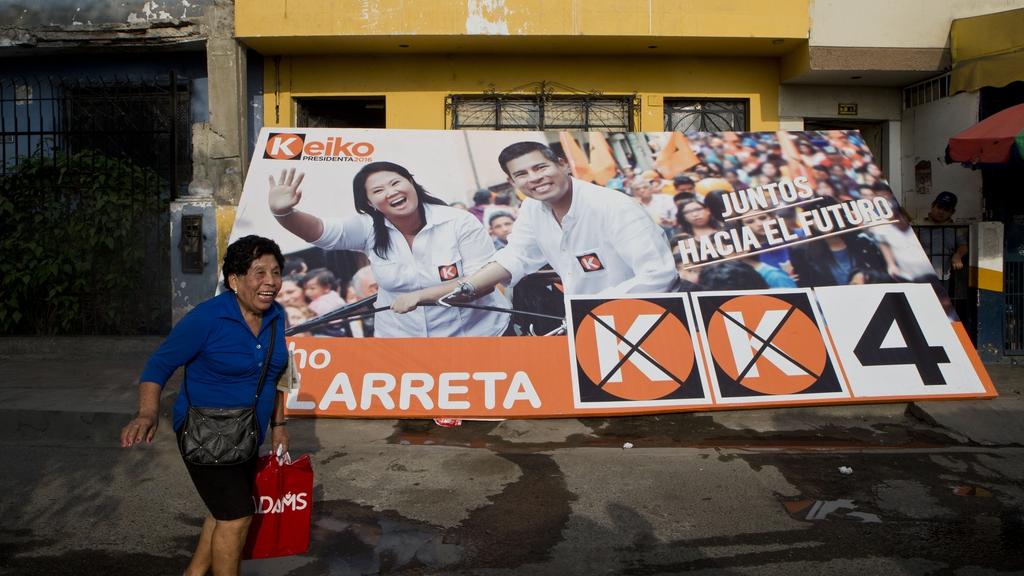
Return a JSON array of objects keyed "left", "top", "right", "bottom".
[{"left": 286, "top": 343, "right": 543, "bottom": 413}]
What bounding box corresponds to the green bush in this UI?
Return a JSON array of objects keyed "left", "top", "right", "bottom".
[{"left": 0, "top": 150, "right": 170, "bottom": 334}]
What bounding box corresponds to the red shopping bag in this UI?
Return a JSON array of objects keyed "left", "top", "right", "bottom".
[{"left": 243, "top": 453, "right": 314, "bottom": 559}]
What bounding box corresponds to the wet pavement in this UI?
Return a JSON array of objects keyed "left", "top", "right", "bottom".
[{"left": 1, "top": 338, "right": 1023, "bottom": 575}]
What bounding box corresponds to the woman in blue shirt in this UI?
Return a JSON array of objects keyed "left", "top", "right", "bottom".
[{"left": 120, "top": 235, "right": 290, "bottom": 576}]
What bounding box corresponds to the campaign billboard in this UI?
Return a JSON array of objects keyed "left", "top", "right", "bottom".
[{"left": 230, "top": 128, "right": 995, "bottom": 418}]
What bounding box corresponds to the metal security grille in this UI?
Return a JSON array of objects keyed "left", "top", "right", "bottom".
[
  {"left": 903, "top": 73, "right": 951, "bottom": 110},
  {"left": 0, "top": 75, "right": 190, "bottom": 334},
  {"left": 913, "top": 225, "right": 976, "bottom": 342},
  {"left": 1, "top": 75, "right": 191, "bottom": 194},
  {"left": 448, "top": 84, "right": 638, "bottom": 131},
  {"left": 1005, "top": 261, "right": 1024, "bottom": 355},
  {"left": 664, "top": 99, "right": 748, "bottom": 132}
]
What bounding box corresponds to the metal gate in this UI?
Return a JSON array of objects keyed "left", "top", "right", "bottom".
[
  {"left": 1005, "top": 261, "right": 1024, "bottom": 355},
  {"left": 913, "top": 225, "right": 976, "bottom": 342},
  {"left": 0, "top": 74, "right": 191, "bottom": 334}
]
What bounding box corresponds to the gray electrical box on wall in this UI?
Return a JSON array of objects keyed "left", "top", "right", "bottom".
[
  {"left": 170, "top": 195, "right": 219, "bottom": 325},
  {"left": 180, "top": 214, "right": 205, "bottom": 273}
]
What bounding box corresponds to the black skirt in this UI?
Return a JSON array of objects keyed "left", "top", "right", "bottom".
[{"left": 177, "top": 430, "right": 260, "bottom": 521}]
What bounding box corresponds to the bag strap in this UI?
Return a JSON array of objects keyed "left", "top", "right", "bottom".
[
  {"left": 252, "top": 319, "right": 277, "bottom": 406},
  {"left": 182, "top": 318, "right": 278, "bottom": 409}
]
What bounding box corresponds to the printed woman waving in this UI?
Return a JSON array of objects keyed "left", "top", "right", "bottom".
[{"left": 267, "top": 163, "right": 510, "bottom": 338}]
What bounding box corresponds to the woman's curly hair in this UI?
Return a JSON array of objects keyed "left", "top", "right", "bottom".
[{"left": 222, "top": 235, "right": 285, "bottom": 290}]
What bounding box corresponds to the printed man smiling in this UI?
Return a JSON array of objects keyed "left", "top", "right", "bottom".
[{"left": 391, "top": 140, "right": 677, "bottom": 313}]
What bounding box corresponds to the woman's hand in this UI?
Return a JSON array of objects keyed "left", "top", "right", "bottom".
[
  {"left": 391, "top": 292, "right": 422, "bottom": 314},
  {"left": 120, "top": 413, "right": 158, "bottom": 448},
  {"left": 268, "top": 168, "right": 305, "bottom": 216},
  {"left": 271, "top": 425, "right": 289, "bottom": 456}
]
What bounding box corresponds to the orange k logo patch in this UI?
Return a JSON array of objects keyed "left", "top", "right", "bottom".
[
  {"left": 264, "top": 133, "right": 305, "bottom": 160},
  {"left": 568, "top": 296, "right": 708, "bottom": 407},
  {"left": 437, "top": 264, "right": 459, "bottom": 281}
]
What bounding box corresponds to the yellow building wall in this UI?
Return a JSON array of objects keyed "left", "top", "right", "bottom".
[
  {"left": 264, "top": 54, "right": 781, "bottom": 132},
  {"left": 238, "top": 0, "right": 808, "bottom": 41}
]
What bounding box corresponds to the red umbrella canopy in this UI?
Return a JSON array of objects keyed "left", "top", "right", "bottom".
[{"left": 947, "top": 102, "right": 1024, "bottom": 165}]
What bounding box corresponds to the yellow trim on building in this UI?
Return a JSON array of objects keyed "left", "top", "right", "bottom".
[
  {"left": 780, "top": 40, "right": 811, "bottom": 82},
  {"left": 264, "top": 54, "right": 781, "bottom": 131},
  {"left": 215, "top": 206, "right": 237, "bottom": 268},
  {"left": 237, "top": 0, "right": 808, "bottom": 45}
]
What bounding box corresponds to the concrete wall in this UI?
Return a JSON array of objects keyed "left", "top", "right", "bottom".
[
  {"left": 780, "top": 84, "right": 902, "bottom": 120},
  {"left": 810, "top": 0, "right": 1024, "bottom": 48},
  {"left": 900, "top": 91, "right": 983, "bottom": 222},
  {"left": 0, "top": 0, "right": 213, "bottom": 26}
]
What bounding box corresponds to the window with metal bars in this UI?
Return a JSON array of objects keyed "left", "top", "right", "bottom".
[
  {"left": 448, "top": 94, "right": 637, "bottom": 131},
  {"left": 663, "top": 99, "right": 748, "bottom": 132},
  {"left": 903, "top": 74, "right": 951, "bottom": 110},
  {"left": 1, "top": 75, "right": 191, "bottom": 198}
]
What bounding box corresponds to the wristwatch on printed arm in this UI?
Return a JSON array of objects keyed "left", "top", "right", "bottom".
[{"left": 439, "top": 280, "right": 480, "bottom": 307}]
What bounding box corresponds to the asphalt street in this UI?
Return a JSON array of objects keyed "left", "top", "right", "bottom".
[{"left": 1, "top": 337, "right": 1022, "bottom": 575}]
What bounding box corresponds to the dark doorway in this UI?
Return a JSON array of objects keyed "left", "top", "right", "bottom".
[
  {"left": 295, "top": 97, "right": 386, "bottom": 128},
  {"left": 983, "top": 165, "right": 1024, "bottom": 355},
  {"left": 980, "top": 81, "right": 1024, "bottom": 355}
]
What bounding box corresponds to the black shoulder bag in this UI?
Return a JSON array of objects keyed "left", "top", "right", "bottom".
[{"left": 178, "top": 319, "right": 277, "bottom": 466}]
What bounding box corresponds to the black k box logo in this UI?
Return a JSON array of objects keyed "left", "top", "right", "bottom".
[{"left": 577, "top": 253, "right": 605, "bottom": 272}]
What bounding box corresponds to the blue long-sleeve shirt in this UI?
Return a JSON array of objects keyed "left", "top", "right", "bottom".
[{"left": 139, "top": 291, "right": 288, "bottom": 445}]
